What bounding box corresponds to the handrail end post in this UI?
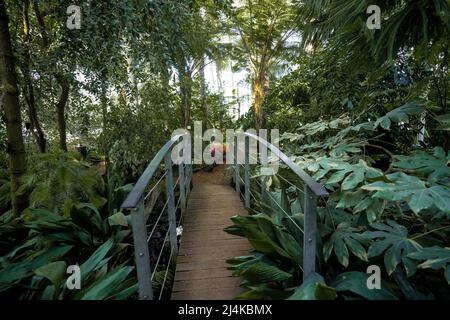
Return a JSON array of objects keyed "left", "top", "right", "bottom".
[
  {"left": 303, "top": 185, "right": 317, "bottom": 281},
  {"left": 131, "top": 197, "right": 153, "bottom": 300}
]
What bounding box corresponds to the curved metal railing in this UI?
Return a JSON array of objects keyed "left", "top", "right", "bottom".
[
  {"left": 234, "top": 131, "right": 329, "bottom": 280},
  {"left": 122, "top": 130, "right": 328, "bottom": 300},
  {"left": 121, "top": 133, "right": 192, "bottom": 300}
]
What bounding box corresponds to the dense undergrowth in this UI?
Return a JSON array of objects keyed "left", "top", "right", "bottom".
[
  {"left": 1, "top": 0, "right": 449, "bottom": 301},
  {"left": 227, "top": 104, "right": 450, "bottom": 299},
  {"left": 227, "top": 80, "right": 450, "bottom": 300},
  {"left": 0, "top": 153, "right": 176, "bottom": 299}
]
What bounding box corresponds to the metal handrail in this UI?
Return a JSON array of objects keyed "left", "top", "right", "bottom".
[
  {"left": 121, "top": 133, "right": 187, "bottom": 209},
  {"left": 120, "top": 132, "right": 192, "bottom": 300},
  {"left": 234, "top": 131, "right": 329, "bottom": 281},
  {"left": 239, "top": 132, "right": 328, "bottom": 196}
]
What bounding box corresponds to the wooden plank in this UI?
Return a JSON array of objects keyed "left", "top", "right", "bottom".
[
  {"left": 171, "top": 287, "right": 243, "bottom": 300},
  {"left": 176, "top": 249, "right": 249, "bottom": 263},
  {"left": 172, "top": 276, "right": 242, "bottom": 291},
  {"left": 180, "top": 238, "right": 248, "bottom": 248},
  {"left": 174, "top": 268, "right": 234, "bottom": 281},
  {"left": 179, "top": 245, "right": 249, "bottom": 256},
  {"left": 171, "top": 165, "right": 250, "bottom": 300},
  {"left": 176, "top": 260, "right": 229, "bottom": 271}
]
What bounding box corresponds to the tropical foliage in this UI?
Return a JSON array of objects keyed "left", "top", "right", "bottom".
[
  {"left": 225, "top": 0, "right": 450, "bottom": 300},
  {"left": 1, "top": 0, "right": 449, "bottom": 300}
]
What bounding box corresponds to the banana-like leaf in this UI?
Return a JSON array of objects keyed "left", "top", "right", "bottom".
[
  {"left": 78, "top": 266, "right": 134, "bottom": 300},
  {"left": 331, "top": 271, "right": 398, "bottom": 300},
  {"left": 0, "top": 245, "right": 73, "bottom": 293},
  {"left": 234, "top": 283, "right": 291, "bottom": 300},
  {"left": 34, "top": 261, "right": 67, "bottom": 289},
  {"left": 241, "top": 261, "right": 292, "bottom": 283},
  {"left": 80, "top": 239, "right": 114, "bottom": 282}
]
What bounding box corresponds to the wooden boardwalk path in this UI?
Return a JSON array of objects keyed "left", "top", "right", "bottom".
[{"left": 171, "top": 165, "right": 250, "bottom": 300}]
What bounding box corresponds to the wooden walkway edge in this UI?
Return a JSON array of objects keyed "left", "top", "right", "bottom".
[{"left": 171, "top": 165, "right": 250, "bottom": 300}]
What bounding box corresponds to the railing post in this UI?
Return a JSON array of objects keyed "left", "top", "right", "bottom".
[
  {"left": 234, "top": 134, "right": 239, "bottom": 193},
  {"left": 131, "top": 197, "right": 153, "bottom": 300},
  {"left": 244, "top": 135, "right": 250, "bottom": 208},
  {"left": 164, "top": 153, "right": 178, "bottom": 255},
  {"left": 179, "top": 162, "right": 186, "bottom": 214},
  {"left": 303, "top": 185, "right": 317, "bottom": 280},
  {"left": 186, "top": 163, "right": 192, "bottom": 196}
]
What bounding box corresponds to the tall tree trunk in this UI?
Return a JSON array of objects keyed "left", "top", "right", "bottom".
[
  {"left": 32, "top": 1, "right": 48, "bottom": 48},
  {"left": 0, "top": 0, "right": 28, "bottom": 214},
  {"left": 33, "top": 1, "right": 70, "bottom": 152},
  {"left": 180, "top": 68, "right": 192, "bottom": 128},
  {"left": 199, "top": 56, "right": 209, "bottom": 129},
  {"left": 252, "top": 62, "right": 270, "bottom": 131},
  {"left": 101, "top": 82, "right": 107, "bottom": 131},
  {"left": 22, "top": 0, "right": 46, "bottom": 152},
  {"left": 55, "top": 75, "right": 69, "bottom": 152},
  {"left": 252, "top": 73, "right": 265, "bottom": 131}
]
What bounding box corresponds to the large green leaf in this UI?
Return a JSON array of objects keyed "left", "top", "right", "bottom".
[
  {"left": 34, "top": 261, "right": 67, "bottom": 288},
  {"left": 108, "top": 211, "right": 129, "bottom": 227},
  {"left": 80, "top": 239, "right": 114, "bottom": 282},
  {"left": 436, "top": 113, "right": 450, "bottom": 131},
  {"left": 363, "top": 220, "right": 422, "bottom": 276},
  {"left": 0, "top": 245, "right": 73, "bottom": 293},
  {"left": 392, "top": 147, "right": 450, "bottom": 183},
  {"left": 409, "top": 246, "right": 450, "bottom": 284},
  {"left": 234, "top": 283, "right": 291, "bottom": 300},
  {"left": 241, "top": 261, "right": 293, "bottom": 283},
  {"left": 79, "top": 266, "right": 134, "bottom": 300},
  {"left": 287, "top": 272, "right": 336, "bottom": 300},
  {"left": 23, "top": 208, "right": 73, "bottom": 230},
  {"left": 335, "top": 189, "right": 367, "bottom": 209},
  {"left": 331, "top": 271, "right": 398, "bottom": 300},
  {"left": 323, "top": 222, "right": 368, "bottom": 267},
  {"left": 109, "top": 278, "right": 138, "bottom": 300},
  {"left": 374, "top": 101, "right": 425, "bottom": 130},
  {"left": 353, "top": 197, "right": 385, "bottom": 223},
  {"left": 227, "top": 214, "right": 301, "bottom": 266},
  {"left": 362, "top": 172, "right": 450, "bottom": 215}
]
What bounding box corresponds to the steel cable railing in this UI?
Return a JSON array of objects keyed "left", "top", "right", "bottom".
[
  {"left": 121, "top": 133, "right": 192, "bottom": 300},
  {"left": 233, "top": 132, "right": 329, "bottom": 280}
]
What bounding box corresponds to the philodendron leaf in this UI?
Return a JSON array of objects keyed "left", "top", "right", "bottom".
[
  {"left": 408, "top": 246, "right": 450, "bottom": 284},
  {"left": 241, "top": 261, "right": 292, "bottom": 283},
  {"left": 363, "top": 220, "right": 422, "bottom": 276},
  {"left": 392, "top": 147, "right": 450, "bottom": 183},
  {"left": 353, "top": 197, "right": 385, "bottom": 223},
  {"left": 374, "top": 101, "right": 425, "bottom": 130},
  {"left": 316, "top": 157, "right": 381, "bottom": 190},
  {"left": 331, "top": 271, "right": 398, "bottom": 300},
  {"left": 287, "top": 272, "right": 336, "bottom": 300},
  {"left": 323, "top": 222, "right": 368, "bottom": 267},
  {"left": 362, "top": 172, "right": 450, "bottom": 215}
]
